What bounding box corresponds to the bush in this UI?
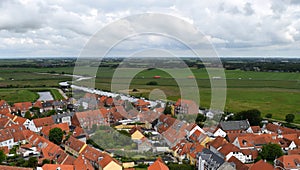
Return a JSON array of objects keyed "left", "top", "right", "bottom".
[
  {"left": 285, "top": 114, "right": 295, "bottom": 123},
  {"left": 265, "top": 114, "right": 272, "bottom": 118},
  {"left": 146, "top": 81, "right": 158, "bottom": 85}
]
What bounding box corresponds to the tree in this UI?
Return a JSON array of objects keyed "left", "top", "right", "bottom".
[
  {"left": 260, "top": 143, "right": 283, "bottom": 162},
  {"left": 49, "top": 128, "right": 63, "bottom": 145},
  {"left": 265, "top": 114, "right": 272, "bottom": 118},
  {"left": 0, "top": 150, "right": 6, "bottom": 163},
  {"left": 24, "top": 111, "right": 31, "bottom": 119},
  {"left": 27, "top": 157, "right": 38, "bottom": 168},
  {"left": 42, "top": 159, "right": 51, "bottom": 165},
  {"left": 285, "top": 114, "right": 295, "bottom": 123},
  {"left": 234, "top": 109, "right": 262, "bottom": 126},
  {"left": 164, "top": 104, "right": 172, "bottom": 115},
  {"left": 196, "top": 114, "right": 206, "bottom": 123}
]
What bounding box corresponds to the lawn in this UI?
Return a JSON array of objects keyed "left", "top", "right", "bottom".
[{"left": 0, "top": 89, "right": 39, "bottom": 104}]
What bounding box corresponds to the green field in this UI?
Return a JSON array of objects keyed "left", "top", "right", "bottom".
[{"left": 0, "top": 66, "right": 300, "bottom": 123}]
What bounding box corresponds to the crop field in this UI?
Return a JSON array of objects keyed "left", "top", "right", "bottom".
[{"left": 0, "top": 66, "right": 300, "bottom": 123}]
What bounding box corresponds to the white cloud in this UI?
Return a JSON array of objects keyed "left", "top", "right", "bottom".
[{"left": 0, "top": 0, "right": 299, "bottom": 57}]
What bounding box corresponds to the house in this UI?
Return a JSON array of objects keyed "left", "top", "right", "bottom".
[
  {"left": 73, "top": 154, "right": 94, "bottom": 170},
  {"left": 186, "top": 143, "right": 205, "bottom": 165},
  {"left": 40, "top": 123, "right": 70, "bottom": 139},
  {"left": 148, "top": 158, "right": 169, "bottom": 170},
  {"left": 212, "top": 127, "right": 227, "bottom": 138},
  {"left": 38, "top": 164, "right": 74, "bottom": 170},
  {"left": 174, "top": 99, "right": 199, "bottom": 115},
  {"left": 0, "top": 165, "right": 33, "bottom": 170},
  {"left": 228, "top": 156, "right": 249, "bottom": 170},
  {"left": 0, "top": 117, "right": 15, "bottom": 129},
  {"left": 0, "top": 100, "right": 9, "bottom": 109},
  {"left": 72, "top": 110, "right": 106, "bottom": 130},
  {"left": 12, "top": 116, "right": 31, "bottom": 129},
  {"left": 232, "top": 133, "right": 278, "bottom": 150},
  {"left": 130, "top": 126, "right": 145, "bottom": 141},
  {"left": 12, "top": 102, "right": 32, "bottom": 116},
  {"left": 275, "top": 155, "right": 300, "bottom": 170},
  {"left": 0, "top": 129, "right": 14, "bottom": 149},
  {"left": 219, "top": 120, "right": 251, "bottom": 133},
  {"left": 134, "top": 99, "right": 150, "bottom": 111},
  {"left": 64, "top": 136, "right": 87, "bottom": 157},
  {"left": 42, "top": 101, "right": 53, "bottom": 112},
  {"left": 218, "top": 143, "right": 254, "bottom": 163},
  {"left": 51, "top": 112, "right": 74, "bottom": 126},
  {"left": 98, "top": 154, "right": 122, "bottom": 170},
  {"left": 154, "top": 114, "right": 187, "bottom": 147},
  {"left": 187, "top": 128, "right": 210, "bottom": 146},
  {"left": 249, "top": 160, "right": 274, "bottom": 170},
  {"left": 197, "top": 148, "right": 233, "bottom": 170},
  {"left": 208, "top": 136, "right": 228, "bottom": 154},
  {"left": 72, "top": 126, "right": 87, "bottom": 143},
  {"left": 29, "top": 116, "right": 55, "bottom": 133},
  {"left": 7, "top": 124, "right": 27, "bottom": 145}
]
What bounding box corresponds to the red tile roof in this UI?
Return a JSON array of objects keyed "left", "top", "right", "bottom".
[
  {"left": 41, "top": 122, "right": 70, "bottom": 137},
  {"left": 41, "top": 164, "right": 74, "bottom": 170},
  {"left": 0, "top": 129, "right": 13, "bottom": 142},
  {"left": 276, "top": 155, "right": 300, "bottom": 169},
  {"left": 0, "top": 165, "right": 32, "bottom": 170},
  {"left": 33, "top": 116, "right": 55, "bottom": 128},
  {"left": 65, "top": 136, "right": 85, "bottom": 153},
  {"left": 98, "top": 154, "right": 120, "bottom": 169},
  {"left": 13, "top": 102, "right": 32, "bottom": 111},
  {"left": 219, "top": 143, "right": 240, "bottom": 156},
  {"left": 208, "top": 136, "right": 228, "bottom": 149},
  {"left": 228, "top": 156, "right": 249, "bottom": 170},
  {"left": 148, "top": 158, "right": 169, "bottom": 170},
  {"left": 249, "top": 160, "right": 274, "bottom": 170},
  {"left": 73, "top": 154, "right": 94, "bottom": 170}
]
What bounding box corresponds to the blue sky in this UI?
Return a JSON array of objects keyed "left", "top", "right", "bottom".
[{"left": 0, "top": 0, "right": 300, "bottom": 58}]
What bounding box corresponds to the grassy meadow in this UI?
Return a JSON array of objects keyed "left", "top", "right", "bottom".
[{"left": 0, "top": 66, "right": 300, "bottom": 123}]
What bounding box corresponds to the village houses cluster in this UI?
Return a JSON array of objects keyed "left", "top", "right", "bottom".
[{"left": 0, "top": 91, "right": 300, "bottom": 170}]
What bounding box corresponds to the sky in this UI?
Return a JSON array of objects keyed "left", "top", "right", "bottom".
[{"left": 0, "top": 0, "right": 300, "bottom": 58}]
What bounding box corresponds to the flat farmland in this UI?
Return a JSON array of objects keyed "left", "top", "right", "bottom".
[{"left": 1, "top": 66, "right": 300, "bottom": 123}]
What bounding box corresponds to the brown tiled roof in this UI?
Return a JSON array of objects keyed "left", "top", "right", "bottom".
[
  {"left": 0, "top": 165, "right": 32, "bottom": 170},
  {"left": 73, "top": 126, "right": 85, "bottom": 137},
  {"left": 219, "top": 143, "right": 240, "bottom": 156},
  {"left": 98, "top": 155, "right": 118, "bottom": 168},
  {"left": 228, "top": 156, "right": 249, "bottom": 170},
  {"left": 175, "top": 99, "right": 199, "bottom": 114},
  {"left": 81, "top": 145, "right": 106, "bottom": 162},
  {"left": 0, "top": 129, "right": 13, "bottom": 142},
  {"left": 33, "top": 101, "right": 43, "bottom": 108},
  {"left": 65, "top": 136, "right": 85, "bottom": 153},
  {"left": 73, "top": 154, "right": 94, "bottom": 170},
  {"left": 42, "top": 164, "right": 74, "bottom": 170},
  {"left": 276, "top": 155, "right": 300, "bottom": 169},
  {"left": 13, "top": 102, "right": 32, "bottom": 111},
  {"left": 33, "top": 116, "right": 54, "bottom": 128},
  {"left": 288, "top": 148, "right": 300, "bottom": 155},
  {"left": 41, "top": 122, "right": 70, "bottom": 137},
  {"left": 249, "top": 160, "right": 274, "bottom": 170},
  {"left": 209, "top": 136, "right": 228, "bottom": 149},
  {"left": 148, "top": 157, "right": 169, "bottom": 170}
]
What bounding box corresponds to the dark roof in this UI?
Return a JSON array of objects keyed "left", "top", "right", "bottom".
[
  {"left": 52, "top": 112, "right": 74, "bottom": 121},
  {"left": 220, "top": 120, "right": 250, "bottom": 131},
  {"left": 197, "top": 148, "right": 225, "bottom": 168}
]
